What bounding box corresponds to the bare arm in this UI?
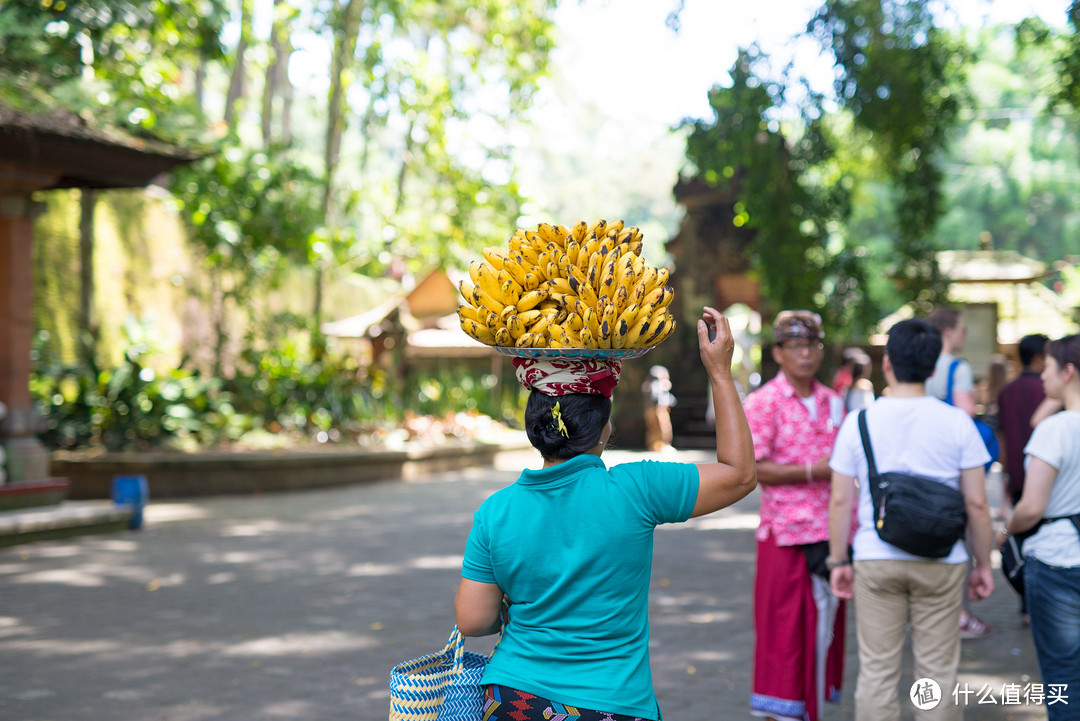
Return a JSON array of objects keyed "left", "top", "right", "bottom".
[
  {"left": 952, "top": 389, "right": 977, "bottom": 418},
  {"left": 1030, "top": 398, "right": 1063, "bottom": 428},
  {"left": 454, "top": 578, "right": 504, "bottom": 636},
  {"left": 692, "top": 307, "right": 757, "bottom": 517},
  {"left": 959, "top": 465, "right": 994, "bottom": 601},
  {"left": 828, "top": 471, "right": 856, "bottom": 599},
  {"left": 756, "top": 456, "right": 832, "bottom": 486},
  {"left": 1006, "top": 457, "right": 1058, "bottom": 535}
]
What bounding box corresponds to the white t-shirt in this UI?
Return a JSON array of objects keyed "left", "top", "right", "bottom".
[
  {"left": 1022, "top": 410, "right": 1080, "bottom": 567},
  {"left": 925, "top": 353, "right": 974, "bottom": 404},
  {"left": 830, "top": 396, "right": 990, "bottom": 564}
]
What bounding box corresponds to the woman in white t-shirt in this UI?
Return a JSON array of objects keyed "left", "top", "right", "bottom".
[{"left": 1002, "top": 334, "right": 1080, "bottom": 721}]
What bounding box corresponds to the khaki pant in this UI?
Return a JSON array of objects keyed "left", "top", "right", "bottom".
[{"left": 853, "top": 560, "right": 967, "bottom": 721}]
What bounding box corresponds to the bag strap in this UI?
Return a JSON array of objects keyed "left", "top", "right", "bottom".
[
  {"left": 1041, "top": 514, "right": 1080, "bottom": 535},
  {"left": 1013, "top": 514, "right": 1080, "bottom": 545},
  {"left": 945, "top": 358, "right": 961, "bottom": 406},
  {"left": 857, "top": 409, "right": 886, "bottom": 516},
  {"left": 857, "top": 409, "right": 880, "bottom": 479}
]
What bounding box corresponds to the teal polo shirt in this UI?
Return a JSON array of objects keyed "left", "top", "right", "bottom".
[{"left": 462, "top": 454, "right": 699, "bottom": 718}]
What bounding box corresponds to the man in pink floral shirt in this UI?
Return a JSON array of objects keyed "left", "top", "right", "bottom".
[{"left": 744, "top": 310, "right": 846, "bottom": 721}]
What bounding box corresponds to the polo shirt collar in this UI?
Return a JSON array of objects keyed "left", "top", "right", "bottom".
[{"left": 518, "top": 453, "right": 605, "bottom": 487}]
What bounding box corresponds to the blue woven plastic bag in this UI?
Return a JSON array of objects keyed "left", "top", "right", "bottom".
[{"left": 389, "top": 626, "right": 489, "bottom": 721}]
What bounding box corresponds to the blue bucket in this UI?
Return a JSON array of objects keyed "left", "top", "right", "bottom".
[{"left": 112, "top": 475, "right": 149, "bottom": 529}]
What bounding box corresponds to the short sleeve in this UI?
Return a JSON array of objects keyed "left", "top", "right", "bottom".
[
  {"left": 953, "top": 360, "right": 975, "bottom": 395},
  {"left": 743, "top": 391, "right": 776, "bottom": 462},
  {"left": 615, "top": 460, "right": 699, "bottom": 527},
  {"left": 461, "top": 509, "right": 496, "bottom": 583},
  {"left": 1024, "top": 418, "right": 1062, "bottom": 470},
  {"left": 829, "top": 412, "right": 863, "bottom": 478},
  {"left": 959, "top": 415, "right": 991, "bottom": 470}
]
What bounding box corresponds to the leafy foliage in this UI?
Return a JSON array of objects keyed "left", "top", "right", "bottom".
[
  {"left": 681, "top": 48, "right": 871, "bottom": 336},
  {"left": 0, "top": 0, "right": 226, "bottom": 139},
  {"left": 935, "top": 24, "right": 1080, "bottom": 263},
  {"left": 171, "top": 144, "right": 323, "bottom": 276},
  {"left": 807, "top": 0, "right": 971, "bottom": 307},
  {"left": 31, "top": 317, "right": 523, "bottom": 452}
]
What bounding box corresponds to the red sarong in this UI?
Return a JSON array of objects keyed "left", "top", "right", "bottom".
[{"left": 752, "top": 531, "right": 845, "bottom": 721}]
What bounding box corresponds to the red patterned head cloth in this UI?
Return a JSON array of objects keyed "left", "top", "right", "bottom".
[{"left": 512, "top": 357, "right": 622, "bottom": 399}]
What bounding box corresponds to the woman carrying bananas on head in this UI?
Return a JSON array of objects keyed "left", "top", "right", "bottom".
[{"left": 454, "top": 306, "right": 757, "bottom": 720}]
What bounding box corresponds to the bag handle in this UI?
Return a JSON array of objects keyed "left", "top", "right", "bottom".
[
  {"left": 444, "top": 626, "right": 467, "bottom": 672},
  {"left": 444, "top": 604, "right": 508, "bottom": 672}
]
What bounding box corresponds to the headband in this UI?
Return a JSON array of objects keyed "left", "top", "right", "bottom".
[
  {"left": 774, "top": 309, "right": 824, "bottom": 343},
  {"left": 512, "top": 357, "right": 622, "bottom": 399}
]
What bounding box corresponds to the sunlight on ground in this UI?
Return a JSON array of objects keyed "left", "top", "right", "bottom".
[
  {"left": 686, "top": 511, "right": 760, "bottom": 531},
  {"left": 256, "top": 699, "right": 321, "bottom": 718},
  {"left": 314, "top": 504, "right": 380, "bottom": 521},
  {"left": 347, "top": 554, "right": 464, "bottom": 577},
  {"left": 144, "top": 503, "right": 210, "bottom": 523},
  {"left": 220, "top": 520, "right": 304, "bottom": 537},
  {"left": 9, "top": 564, "right": 184, "bottom": 588},
  {"left": 224, "top": 631, "right": 377, "bottom": 657}
]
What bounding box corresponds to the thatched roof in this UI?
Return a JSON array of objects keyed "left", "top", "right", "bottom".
[{"left": 0, "top": 106, "right": 201, "bottom": 190}]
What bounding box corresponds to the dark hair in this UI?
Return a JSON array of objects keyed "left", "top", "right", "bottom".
[
  {"left": 1045, "top": 334, "right": 1080, "bottom": 373},
  {"left": 524, "top": 391, "right": 611, "bottom": 461},
  {"left": 845, "top": 348, "right": 871, "bottom": 378},
  {"left": 1018, "top": 334, "right": 1050, "bottom": 367},
  {"left": 886, "top": 318, "right": 942, "bottom": 383},
  {"left": 927, "top": 306, "right": 962, "bottom": 334}
]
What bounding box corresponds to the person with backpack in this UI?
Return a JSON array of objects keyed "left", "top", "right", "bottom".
[
  {"left": 926, "top": 305, "right": 996, "bottom": 638},
  {"left": 826, "top": 318, "right": 994, "bottom": 721}
]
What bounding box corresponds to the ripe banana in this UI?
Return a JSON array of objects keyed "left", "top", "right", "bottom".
[
  {"left": 460, "top": 318, "right": 496, "bottom": 345},
  {"left": 459, "top": 219, "right": 675, "bottom": 350}
]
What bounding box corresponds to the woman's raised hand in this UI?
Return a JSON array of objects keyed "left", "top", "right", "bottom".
[{"left": 698, "top": 306, "right": 734, "bottom": 377}]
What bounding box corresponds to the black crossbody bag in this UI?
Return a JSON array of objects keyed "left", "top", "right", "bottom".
[
  {"left": 858, "top": 410, "right": 968, "bottom": 558},
  {"left": 1001, "top": 515, "right": 1080, "bottom": 594}
]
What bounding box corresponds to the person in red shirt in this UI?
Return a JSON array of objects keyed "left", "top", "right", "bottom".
[
  {"left": 831, "top": 348, "right": 860, "bottom": 397},
  {"left": 743, "top": 310, "right": 847, "bottom": 721},
  {"left": 998, "top": 334, "right": 1050, "bottom": 508}
]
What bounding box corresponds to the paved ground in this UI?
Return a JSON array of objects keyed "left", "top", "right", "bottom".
[{"left": 0, "top": 449, "right": 1054, "bottom": 721}]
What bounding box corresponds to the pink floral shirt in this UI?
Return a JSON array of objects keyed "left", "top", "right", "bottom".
[{"left": 743, "top": 372, "right": 845, "bottom": 546}]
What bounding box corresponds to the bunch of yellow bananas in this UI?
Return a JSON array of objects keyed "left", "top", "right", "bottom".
[{"left": 457, "top": 219, "right": 675, "bottom": 350}]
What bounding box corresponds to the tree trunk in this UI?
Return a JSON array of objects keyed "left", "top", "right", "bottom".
[
  {"left": 195, "top": 61, "right": 206, "bottom": 113},
  {"left": 316, "top": 0, "right": 364, "bottom": 322},
  {"left": 211, "top": 273, "right": 225, "bottom": 378},
  {"left": 281, "top": 58, "right": 294, "bottom": 145},
  {"left": 78, "top": 188, "right": 97, "bottom": 369},
  {"left": 394, "top": 118, "right": 417, "bottom": 214},
  {"left": 224, "top": 0, "right": 252, "bottom": 131},
  {"left": 261, "top": 0, "right": 288, "bottom": 145}
]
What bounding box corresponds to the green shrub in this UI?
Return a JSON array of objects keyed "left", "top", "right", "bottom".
[{"left": 30, "top": 329, "right": 523, "bottom": 452}]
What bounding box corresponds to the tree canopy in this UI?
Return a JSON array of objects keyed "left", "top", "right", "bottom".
[{"left": 680, "top": 0, "right": 1080, "bottom": 338}]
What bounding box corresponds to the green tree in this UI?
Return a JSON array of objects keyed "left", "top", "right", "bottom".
[
  {"left": 807, "top": 0, "right": 970, "bottom": 309},
  {"left": 681, "top": 48, "right": 872, "bottom": 336},
  {"left": 170, "top": 146, "right": 324, "bottom": 374},
  {"left": 0, "top": 0, "right": 227, "bottom": 370},
  {"left": 308, "top": 0, "right": 559, "bottom": 321},
  {"left": 891, "top": 22, "right": 1080, "bottom": 265}
]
